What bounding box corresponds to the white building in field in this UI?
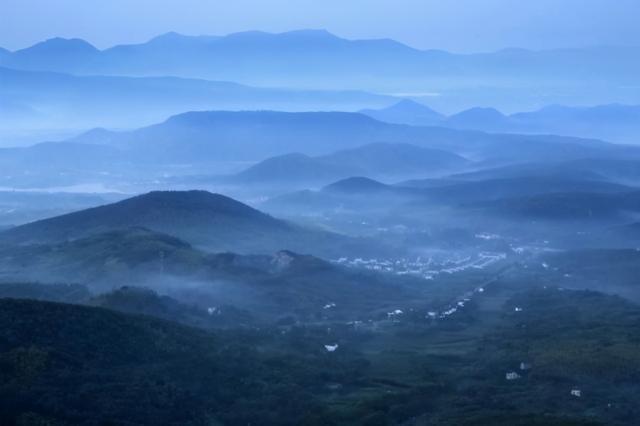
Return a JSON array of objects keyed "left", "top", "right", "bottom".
[
  {"left": 387, "top": 309, "right": 403, "bottom": 319},
  {"left": 506, "top": 372, "right": 521, "bottom": 380},
  {"left": 324, "top": 344, "right": 339, "bottom": 352}
]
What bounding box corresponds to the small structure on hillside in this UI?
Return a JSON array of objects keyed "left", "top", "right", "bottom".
[
  {"left": 324, "top": 344, "right": 339, "bottom": 352},
  {"left": 506, "top": 372, "right": 521, "bottom": 380},
  {"left": 387, "top": 309, "right": 404, "bottom": 319},
  {"left": 520, "top": 362, "right": 531, "bottom": 371}
]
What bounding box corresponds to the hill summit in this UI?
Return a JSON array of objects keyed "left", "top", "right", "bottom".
[
  {"left": 0, "top": 190, "right": 383, "bottom": 257},
  {"left": 0, "top": 191, "right": 287, "bottom": 249}
]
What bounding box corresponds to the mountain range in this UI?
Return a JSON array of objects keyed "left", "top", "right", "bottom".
[
  {"left": 37, "top": 110, "right": 640, "bottom": 165},
  {"left": 2, "top": 30, "right": 640, "bottom": 133},
  {"left": 2, "top": 30, "right": 639, "bottom": 96},
  {"left": 3, "top": 28, "right": 640, "bottom": 145},
  {"left": 264, "top": 174, "right": 634, "bottom": 214},
  {"left": 362, "top": 100, "right": 640, "bottom": 144},
  {"left": 5, "top": 22, "right": 640, "bottom": 426},
  {"left": 4, "top": 109, "right": 640, "bottom": 194},
  {"left": 0, "top": 66, "right": 394, "bottom": 143}
]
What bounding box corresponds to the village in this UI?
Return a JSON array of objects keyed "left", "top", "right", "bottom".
[{"left": 334, "top": 251, "right": 508, "bottom": 280}]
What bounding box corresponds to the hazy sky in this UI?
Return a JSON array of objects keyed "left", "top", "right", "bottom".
[{"left": 2, "top": 0, "right": 639, "bottom": 52}]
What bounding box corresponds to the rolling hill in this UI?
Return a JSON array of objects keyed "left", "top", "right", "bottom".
[
  {"left": 0, "top": 190, "right": 390, "bottom": 258},
  {"left": 232, "top": 142, "right": 469, "bottom": 185},
  {"left": 0, "top": 298, "right": 372, "bottom": 425},
  {"left": 231, "top": 153, "right": 355, "bottom": 185},
  {"left": 0, "top": 190, "right": 286, "bottom": 247},
  {"left": 0, "top": 228, "right": 436, "bottom": 322},
  {"left": 0, "top": 228, "right": 210, "bottom": 285},
  {"left": 88, "top": 285, "right": 255, "bottom": 328},
  {"left": 3, "top": 110, "right": 639, "bottom": 191}
]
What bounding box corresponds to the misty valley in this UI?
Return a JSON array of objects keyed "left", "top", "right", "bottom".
[{"left": 1, "top": 17, "right": 640, "bottom": 426}]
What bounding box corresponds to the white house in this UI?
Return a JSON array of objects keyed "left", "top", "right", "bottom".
[
  {"left": 324, "top": 344, "right": 339, "bottom": 352},
  {"left": 506, "top": 372, "right": 521, "bottom": 380}
]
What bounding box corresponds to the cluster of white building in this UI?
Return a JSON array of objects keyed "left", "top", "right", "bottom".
[
  {"left": 424, "top": 285, "right": 487, "bottom": 320},
  {"left": 335, "top": 252, "right": 507, "bottom": 280},
  {"left": 475, "top": 232, "right": 501, "bottom": 240}
]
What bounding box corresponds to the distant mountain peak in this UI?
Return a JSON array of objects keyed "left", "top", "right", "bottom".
[
  {"left": 323, "top": 176, "right": 390, "bottom": 194},
  {"left": 222, "top": 29, "right": 342, "bottom": 43},
  {"left": 20, "top": 37, "right": 98, "bottom": 54},
  {"left": 359, "top": 99, "right": 444, "bottom": 125},
  {"left": 394, "top": 98, "right": 427, "bottom": 107},
  {"left": 456, "top": 107, "right": 506, "bottom": 117},
  {"left": 147, "top": 31, "right": 186, "bottom": 43},
  {"left": 0, "top": 190, "right": 289, "bottom": 248},
  {"left": 280, "top": 29, "right": 339, "bottom": 39},
  {"left": 129, "top": 190, "right": 260, "bottom": 213},
  {"left": 153, "top": 31, "right": 184, "bottom": 39},
  {"left": 447, "top": 107, "right": 509, "bottom": 128},
  {"left": 146, "top": 31, "right": 221, "bottom": 45},
  {"left": 388, "top": 99, "right": 441, "bottom": 113}
]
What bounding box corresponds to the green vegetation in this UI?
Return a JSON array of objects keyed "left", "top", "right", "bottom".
[
  {"left": 0, "top": 298, "right": 372, "bottom": 425},
  {"left": 1, "top": 282, "right": 638, "bottom": 425}
]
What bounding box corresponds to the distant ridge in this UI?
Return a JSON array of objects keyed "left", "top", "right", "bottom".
[
  {"left": 2, "top": 30, "right": 639, "bottom": 105},
  {"left": 362, "top": 102, "right": 640, "bottom": 144},
  {"left": 0, "top": 66, "right": 395, "bottom": 134},
  {"left": 13, "top": 37, "right": 99, "bottom": 54},
  {"left": 64, "top": 110, "right": 627, "bottom": 165},
  {"left": 232, "top": 142, "right": 469, "bottom": 185}
]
